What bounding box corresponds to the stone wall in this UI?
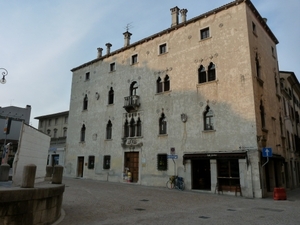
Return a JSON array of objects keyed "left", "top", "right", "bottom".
[{"left": 0, "top": 184, "right": 65, "bottom": 225}]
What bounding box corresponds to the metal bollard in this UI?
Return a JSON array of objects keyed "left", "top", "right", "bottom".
[
  {"left": 52, "top": 165, "right": 63, "bottom": 184},
  {"left": 21, "top": 164, "right": 36, "bottom": 188}
]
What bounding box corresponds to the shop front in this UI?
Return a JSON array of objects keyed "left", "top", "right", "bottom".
[{"left": 183, "top": 151, "right": 247, "bottom": 194}]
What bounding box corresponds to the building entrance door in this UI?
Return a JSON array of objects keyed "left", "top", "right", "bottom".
[
  {"left": 192, "top": 159, "right": 211, "bottom": 190},
  {"left": 124, "top": 152, "right": 139, "bottom": 183},
  {"left": 77, "top": 156, "right": 84, "bottom": 177}
]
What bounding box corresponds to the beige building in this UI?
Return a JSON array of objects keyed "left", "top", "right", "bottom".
[
  {"left": 35, "top": 111, "right": 68, "bottom": 167},
  {"left": 65, "top": 0, "right": 298, "bottom": 198},
  {"left": 279, "top": 71, "right": 300, "bottom": 189}
]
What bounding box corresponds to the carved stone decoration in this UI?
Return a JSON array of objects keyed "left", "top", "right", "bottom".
[
  {"left": 95, "top": 92, "right": 100, "bottom": 100},
  {"left": 92, "top": 133, "right": 97, "bottom": 141},
  {"left": 194, "top": 59, "right": 198, "bottom": 63},
  {"left": 181, "top": 113, "right": 188, "bottom": 123},
  {"left": 121, "top": 137, "right": 143, "bottom": 148}
]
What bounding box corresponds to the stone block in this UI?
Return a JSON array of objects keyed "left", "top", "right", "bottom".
[
  {"left": 0, "top": 164, "right": 10, "bottom": 181},
  {"left": 21, "top": 164, "right": 37, "bottom": 188}
]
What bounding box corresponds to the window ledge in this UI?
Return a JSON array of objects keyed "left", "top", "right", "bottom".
[
  {"left": 109, "top": 70, "right": 116, "bottom": 73},
  {"left": 158, "top": 52, "right": 168, "bottom": 56},
  {"left": 202, "top": 129, "right": 216, "bottom": 133},
  {"left": 199, "top": 36, "right": 212, "bottom": 42},
  {"left": 158, "top": 134, "right": 168, "bottom": 137},
  {"left": 107, "top": 104, "right": 114, "bottom": 107},
  {"left": 105, "top": 139, "right": 113, "bottom": 141},
  {"left": 155, "top": 90, "right": 172, "bottom": 95},
  {"left": 131, "top": 62, "right": 139, "bottom": 66},
  {"left": 82, "top": 109, "right": 88, "bottom": 112},
  {"left": 197, "top": 79, "right": 218, "bottom": 86},
  {"left": 262, "top": 128, "right": 268, "bottom": 133}
]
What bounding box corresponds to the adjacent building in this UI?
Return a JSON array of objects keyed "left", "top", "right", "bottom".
[
  {"left": 0, "top": 105, "right": 31, "bottom": 166},
  {"left": 35, "top": 111, "right": 68, "bottom": 167},
  {"left": 64, "top": 0, "right": 299, "bottom": 198}
]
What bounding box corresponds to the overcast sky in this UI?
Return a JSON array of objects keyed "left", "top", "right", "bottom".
[{"left": 1, "top": 0, "right": 299, "bottom": 128}]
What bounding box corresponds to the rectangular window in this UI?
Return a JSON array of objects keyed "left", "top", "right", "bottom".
[
  {"left": 131, "top": 54, "right": 138, "bottom": 65},
  {"left": 157, "top": 154, "right": 168, "bottom": 171},
  {"left": 200, "top": 27, "right": 210, "bottom": 40},
  {"left": 110, "top": 62, "right": 116, "bottom": 72},
  {"left": 159, "top": 43, "right": 167, "bottom": 54},
  {"left": 252, "top": 22, "right": 256, "bottom": 34},
  {"left": 85, "top": 72, "right": 90, "bottom": 80},
  {"left": 88, "top": 156, "right": 95, "bottom": 169},
  {"left": 103, "top": 155, "right": 111, "bottom": 169}
]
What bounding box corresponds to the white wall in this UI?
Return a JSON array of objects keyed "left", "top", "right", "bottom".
[{"left": 12, "top": 122, "right": 50, "bottom": 186}]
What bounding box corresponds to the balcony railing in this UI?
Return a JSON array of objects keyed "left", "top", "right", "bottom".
[{"left": 123, "top": 95, "right": 140, "bottom": 112}]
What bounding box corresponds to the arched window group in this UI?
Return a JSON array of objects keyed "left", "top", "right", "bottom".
[
  {"left": 124, "top": 117, "right": 142, "bottom": 138},
  {"left": 198, "top": 62, "right": 216, "bottom": 84},
  {"left": 157, "top": 75, "right": 170, "bottom": 93}
]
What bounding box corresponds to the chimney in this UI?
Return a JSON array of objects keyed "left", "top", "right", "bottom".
[
  {"left": 170, "top": 6, "right": 180, "bottom": 27},
  {"left": 180, "top": 9, "right": 188, "bottom": 23},
  {"left": 123, "top": 31, "right": 132, "bottom": 47},
  {"left": 106, "top": 43, "right": 112, "bottom": 55},
  {"left": 263, "top": 18, "right": 267, "bottom": 23},
  {"left": 97, "top": 47, "right": 103, "bottom": 58}
]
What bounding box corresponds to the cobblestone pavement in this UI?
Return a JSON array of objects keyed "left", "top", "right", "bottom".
[{"left": 56, "top": 177, "right": 300, "bottom": 225}]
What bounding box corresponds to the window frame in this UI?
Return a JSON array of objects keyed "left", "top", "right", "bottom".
[
  {"left": 110, "top": 62, "right": 116, "bottom": 72},
  {"left": 80, "top": 124, "right": 86, "bottom": 142},
  {"left": 83, "top": 94, "right": 88, "bottom": 110},
  {"left": 159, "top": 113, "right": 167, "bottom": 135},
  {"left": 200, "top": 27, "right": 210, "bottom": 40},
  {"left": 103, "top": 155, "right": 111, "bottom": 169},
  {"left": 108, "top": 87, "right": 114, "bottom": 105},
  {"left": 106, "top": 120, "right": 112, "bottom": 140},
  {"left": 88, "top": 155, "right": 95, "bottom": 169},
  {"left": 85, "top": 72, "right": 90, "bottom": 80},
  {"left": 131, "top": 54, "right": 138, "bottom": 65},
  {"left": 203, "top": 106, "right": 214, "bottom": 131},
  {"left": 159, "top": 43, "right": 167, "bottom": 55}
]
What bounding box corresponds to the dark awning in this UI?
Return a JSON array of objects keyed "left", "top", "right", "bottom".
[{"left": 183, "top": 151, "right": 247, "bottom": 160}]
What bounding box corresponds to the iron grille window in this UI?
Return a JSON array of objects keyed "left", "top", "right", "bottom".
[
  {"left": 200, "top": 27, "right": 210, "bottom": 40},
  {"left": 88, "top": 156, "right": 95, "bottom": 169},
  {"left": 157, "top": 154, "right": 168, "bottom": 171},
  {"left": 103, "top": 155, "right": 111, "bottom": 169}
]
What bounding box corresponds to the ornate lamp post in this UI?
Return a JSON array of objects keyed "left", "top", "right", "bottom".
[{"left": 0, "top": 68, "right": 8, "bottom": 84}]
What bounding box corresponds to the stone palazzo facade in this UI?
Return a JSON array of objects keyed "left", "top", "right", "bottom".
[{"left": 65, "top": 0, "right": 300, "bottom": 198}]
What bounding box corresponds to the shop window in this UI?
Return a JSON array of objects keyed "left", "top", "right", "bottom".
[
  {"left": 157, "top": 154, "right": 168, "bottom": 171},
  {"left": 103, "top": 155, "right": 111, "bottom": 169},
  {"left": 88, "top": 156, "right": 95, "bottom": 169}
]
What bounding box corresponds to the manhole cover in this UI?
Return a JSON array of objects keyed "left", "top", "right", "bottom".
[
  {"left": 134, "top": 208, "right": 146, "bottom": 211},
  {"left": 199, "top": 216, "right": 210, "bottom": 219}
]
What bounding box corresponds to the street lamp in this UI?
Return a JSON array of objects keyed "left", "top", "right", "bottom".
[{"left": 0, "top": 68, "right": 8, "bottom": 84}]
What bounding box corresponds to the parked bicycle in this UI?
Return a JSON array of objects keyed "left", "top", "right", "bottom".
[{"left": 166, "top": 175, "right": 185, "bottom": 191}]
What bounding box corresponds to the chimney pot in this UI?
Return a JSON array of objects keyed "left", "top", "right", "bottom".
[
  {"left": 97, "top": 48, "right": 103, "bottom": 58},
  {"left": 106, "top": 43, "right": 112, "bottom": 55},
  {"left": 170, "top": 6, "right": 180, "bottom": 27},
  {"left": 180, "top": 9, "right": 188, "bottom": 23},
  {"left": 123, "top": 31, "right": 132, "bottom": 47}
]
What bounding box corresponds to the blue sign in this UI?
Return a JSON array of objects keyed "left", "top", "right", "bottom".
[
  {"left": 262, "top": 147, "right": 272, "bottom": 157},
  {"left": 167, "top": 155, "right": 178, "bottom": 159}
]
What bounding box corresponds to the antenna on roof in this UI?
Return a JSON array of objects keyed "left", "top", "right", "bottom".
[{"left": 124, "top": 22, "right": 133, "bottom": 32}]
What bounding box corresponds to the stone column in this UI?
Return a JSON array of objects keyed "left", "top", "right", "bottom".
[
  {"left": 52, "top": 165, "right": 64, "bottom": 184},
  {"left": 21, "top": 164, "right": 36, "bottom": 188},
  {"left": 210, "top": 159, "right": 217, "bottom": 191}
]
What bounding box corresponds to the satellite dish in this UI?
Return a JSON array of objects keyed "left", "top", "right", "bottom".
[{"left": 0, "top": 78, "right": 6, "bottom": 84}]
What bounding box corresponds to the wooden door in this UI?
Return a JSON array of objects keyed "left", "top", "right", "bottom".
[
  {"left": 77, "top": 156, "right": 84, "bottom": 177},
  {"left": 125, "top": 152, "right": 139, "bottom": 182}
]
